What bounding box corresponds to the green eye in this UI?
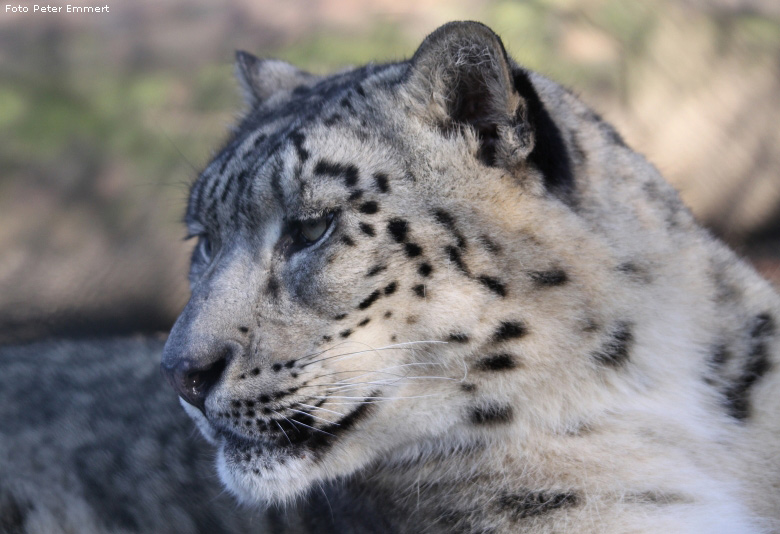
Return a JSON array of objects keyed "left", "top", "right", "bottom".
[
  {"left": 300, "top": 217, "right": 328, "bottom": 242},
  {"left": 293, "top": 213, "right": 334, "bottom": 247}
]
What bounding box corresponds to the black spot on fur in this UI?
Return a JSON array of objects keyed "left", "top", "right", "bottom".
[
  {"left": 251, "top": 368, "right": 260, "bottom": 376},
  {"left": 272, "top": 363, "right": 282, "bottom": 372},
  {"left": 266, "top": 276, "right": 280, "bottom": 298},
  {"left": 359, "top": 201, "right": 379, "bottom": 214},
  {"left": 593, "top": 322, "right": 633, "bottom": 367},
  {"left": 340, "top": 329, "right": 352, "bottom": 339},
  {"left": 382, "top": 311, "right": 393, "bottom": 320},
  {"left": 341, "top": 234, "right": 356, "bottom": 247},
  {"left": 289, "top": 131, "right": 309, "bottom": 162},
  {"left": 617, "top": 262, "right": 651, "bottom": 283},
  {"left": 446, "top": 246, "right": 470, "bottom": 275},
  {"left": 493, "top": 321, "right": 527, "bottom": 342},
  {"left": 479, "top": 234, "right": 502, "bottom": 254},
  {"left": 334, "top": 313, "right": 348, "bottom": 320},
  {"left": 433, "top": 209, "right": 467, "bottom": 249},
  {"left": 387, "top": 218, "right": 408, "bottom": 242},
  {"left": 357, "top": 318, "right": 371, "bottom": 327},
  {"left": 367, "top": 264, "right": 386, "bottom": 277},
  {"left": 412, "top": 284, "right": 426, "bottom": 298},
  {"left": 616, "top": 262, "right": 640, "bottom": 274},
  {"left": 433, "top": 209, "right": 454, "bottom": 227},
  {"left": 251, "top": 133, "right": 267, "bottom": 149},
  {"left": 471, "top": 403, "right": 514, "bottom": 425},
  {"left": 358, "top": 290, "right": 381, "bottom": 310},
  {"left": 583, "top": 319, "right": 600, "bottom": 333},
  {"left": 623, "top": 491, "right": 689, "bottom": 505},
  {"left": 418, "top": 263, "right": 433, "bottom": 277},
  {"left": 476, "top": 353, "right": 517, "bottom": 371},
  {"left": 448, "top": 333, "right": 469, "bottom": 343},
  {"left": 478, "top": 275, "right": 507, "bottom": 296},
  {"left": 724, "top": 313, "right": 775, "bottom": 420},
  {"left": 348, "top": 190, "right": 364, "bottom": 202},
  {"left": 359, "top": 222, "right": 375, "bottom": 236},
  {"left": 313, "top": 160, "right": 359, "bottom": 188},
  {"left": 218, "top": 157, "right": 230, "bottom": 176},
  {"left": 322, "top": 335, "right": 332, "bottom": 342},
  {"left": 238, "top": 326, "right": 249, "bottom": 333},
  {"left": 461, "top": 383, "right": 477, "bottom": 392},
  {"left": 405, "top": 243, "right": 423, "bottom": 257},
  {"left": 323, "top": 114, "right": 342, "bottom": 127},
  {"left": 374, "top": 172, "right": 390, "bottom": 193},
  {"left": 528, "top": 269, "right": 568, "bottom": 287},
  {"left": 340, "top": 97, "right": 355, "bottom": 112},
  {"left": 384, "top": 282, "right": 397, "bottom": 295},
  {"left": 498, "top": 491, "right": 579, "bottom": 520}
]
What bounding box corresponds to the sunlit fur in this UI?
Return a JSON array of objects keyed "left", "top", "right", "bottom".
[{"left": 162, "top": 22, "right": 780, "bottom": 533}]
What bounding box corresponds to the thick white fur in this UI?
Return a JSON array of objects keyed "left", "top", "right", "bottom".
[{"left": 171, "top": 23, "right": 780, "bottom": 533}]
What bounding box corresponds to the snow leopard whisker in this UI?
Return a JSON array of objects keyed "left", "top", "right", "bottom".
[
  {"left": 306, "top": 362, "right": 446, "bottom": 380},
  {"left": 273, "top": 420, "right": 293, "bottom": 446},
  {"left": 287, "top": 407, "right": 338, "bottom": 426},
  {"left": 323, "top": 377, "right": 461, "bottom": 393},
  {"left": 296, "top": 402, "right": 346, "bottom": 417},
  {"left": 285, "top": 416, "right": 336, "bottom": 437},
  {"left": 333, "top": 373, "right": 461, "bottom": 384},
  {"left": 312, "top": 393, "right": 444, "bottom": 402},
  {"left": 297, "top": 341, "right": 447, "bottom": 368},
  {"left": 270, "top": 409, "right": 301, "bottom": 435},
  {"left": 307, "top": 362, "right": 448, "bottom": 383}
]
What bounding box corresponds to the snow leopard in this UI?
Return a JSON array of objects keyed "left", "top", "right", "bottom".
[{"left": 159, "top": 21, "right": 780, "bottom": 533}]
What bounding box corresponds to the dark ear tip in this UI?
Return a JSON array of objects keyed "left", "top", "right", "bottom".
[
  {"left": 413, "top": 21, "right": 506, "bottom": 63},
  {"left": 424, "top": 21, "right": 500, "bottom": 43},
  {"left": 235, "top": 50, "right": 258, "bottom": 68}
]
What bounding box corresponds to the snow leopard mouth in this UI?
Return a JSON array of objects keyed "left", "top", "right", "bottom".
[
  {"left": 210, "top": 396, "right": 379, "bottom": 503},
  {"left": 212, "top": 392, "right": 378, "bottom": 458}
]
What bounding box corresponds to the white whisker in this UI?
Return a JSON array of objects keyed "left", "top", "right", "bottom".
[
  {"left": 298, "top": 341, "right": 447, "bottom": 368},
  {"left": 312, "top": 393, "right": 444, "bottom": 402},
  {"left": 287, "top": 407, "right": 338, "bottom": 426},
  {"left": 286, "top": 417, "right": 336, "bottom": 437},
  {"left": 270, "top": 409, "right": 300, "bottom": 435},
  {"left": 296, "top": 402, "right": 345, "bottom": 417},
  {"left": 273, "top": 420, "right": 293, "bottom": 445}
]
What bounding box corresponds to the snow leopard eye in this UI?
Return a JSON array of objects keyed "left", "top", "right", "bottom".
[
  {"left": 292, "top": 213, "right": 334, "bottom": 247},
  {"left": 196, "top": 235, "right": 212, "bottom": 263}
]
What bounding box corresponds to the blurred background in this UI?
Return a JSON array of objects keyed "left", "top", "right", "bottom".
[{"left": 0, "top": 0, "right": 778, "bottom": 345}]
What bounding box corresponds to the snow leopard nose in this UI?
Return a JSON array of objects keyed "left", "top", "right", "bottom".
[{"left": 160, "top": 341, "right": 231, "bottom": 412}]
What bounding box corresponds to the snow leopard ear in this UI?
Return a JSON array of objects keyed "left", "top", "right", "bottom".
[
  {"left": 235, "top": 51, "right": 318, "bottom": 108},
  {"left": 404, "top": 21, "right": 534, "bottom": 168}
]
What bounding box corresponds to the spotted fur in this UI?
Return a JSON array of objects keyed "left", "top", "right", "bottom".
[{"left": 161, "top": 22, "right": 780, "bottom": 533}]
